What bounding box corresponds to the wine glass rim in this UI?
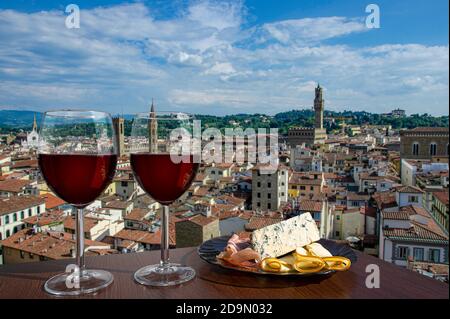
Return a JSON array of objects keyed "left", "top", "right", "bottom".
[{"left": 43, "top": 109, "right": 113, "bottom": 119}]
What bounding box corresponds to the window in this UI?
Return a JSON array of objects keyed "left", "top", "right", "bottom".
[
  {"left": 336, "top": 215, "right": 341, "bottom": 221},
  {"left": 257, "top": 202, "right": 260, "bottom": 207},
  {"left": 281, "top": 192, "right": 285, "bottom": 196},
  {"left": 0, "top": 232, "right": 2, "bottom": 240},
  {"left": 335, "top": 231, "right": 340, "bottom": 237},
  {"left": 13, "top": 227, "right": 18, "bottom": 234},
  {"left": 430, "top": 143, "right": 437, "bottom": 156},
  {"left": 6, "top": 230, "right": 10, "bottom": 237},
  {"left": 267, "top": 203, "right": 271, "bottom": 210},
  {"left": 413, "top": 248, "right": 424, "bottom": 261},
  {"left": 267, "top": 193, "right": 271, "bottom": 199},
  {"left": 310, "top": 186, "right": 314, "bottom": 191},
  {"left": 429, "top": 249, "right": 440, "bottom": 263},
  {"left": 267, "top": 182, "right": 271, "bottom": 188},
  {"left": 29, "top": 253, "right": 34, "bottom": 259},
  {"left": 397, "top": 246, "right": 409, "bottom": 260},
  {"left": 412, "top": 143, "right": 419, "bottom": 156},
  {"left": 13, "top": 213, "right": 17, "bottom": 222},
  {"left": 20, "top": 251, "right": 25, "bottom": 259},
  {"left": 281, "top": 171, "right": 285, "bottom": 175},
  {"left": 5, "top": 215, "right": 9, "bottom": 224},
  {"left": 211, "top": 170, "right": 215, "bottom": 175},
  {"left": 121, "top": 181, "right": 128, "bottom": 187},
  {"left": 28, "top": 209, "right": 32, "bottom": 217},
  {"left": 257, "top": 182, "right": 261, "bottom": 187},
  {"left": 300, "top": 186, "right": 306, "bottom": 190},
  {"left": 257, "top": 193, "right": 261, "bottom": 198},
  {"left": 37, "top": 206, "right": 40, "bottom": 214},
  {"left": 20, "top": 211, "right": 24, "bottom": 219},
  {"left": 408, "top": 196, "right": 418, "bottom": 203}
]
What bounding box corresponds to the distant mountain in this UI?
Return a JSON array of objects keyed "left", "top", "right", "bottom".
[
  {"left": 0, "top": 109, "right": 448, "bottom": 132},
  {"left": 0, "top": 110, "right": 43, "bottom": 129}
]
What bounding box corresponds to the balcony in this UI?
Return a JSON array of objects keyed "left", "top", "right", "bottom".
[{"left": 0, "top": 247, "right": 448, "bottom": 299}]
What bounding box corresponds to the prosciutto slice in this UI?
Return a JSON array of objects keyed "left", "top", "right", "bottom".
[{"left": 217, "top": 234, "right": 260, "bottom": 269}]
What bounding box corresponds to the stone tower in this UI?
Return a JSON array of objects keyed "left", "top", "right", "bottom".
[
  {"left": 314, "top": 84, "right": 324, "bottom": 130},
  {"left": 112, "top": 116, "right": 125, "bottom": 157},
  {"left": 149, "top": 99, "right": 158, "bottom": 153},
  {"left": 32, "top": 113, "right": 38, "bottom": 132}
]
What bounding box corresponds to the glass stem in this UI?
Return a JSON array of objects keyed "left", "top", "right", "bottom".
[
  {"left": 160, "top": 205, "right": 170, "bottom": 267},
  {"left": 76, "top": 208, "right": 86, "bottom": 273}
]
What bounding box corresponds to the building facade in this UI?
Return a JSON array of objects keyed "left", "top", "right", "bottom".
[
  {"left": 252, "top": 165, "right": 288, "bottom": 211},
  {"left": 400, "top": 127, "right": 449, "bottom": 161},
  {"left": 112, "top": 116, "right": 125, "bottom": 157}
]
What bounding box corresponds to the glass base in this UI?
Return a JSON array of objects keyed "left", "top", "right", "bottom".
[
  {"left": 44, "top": 269, "right": 113, "bottom": 296},
  {"left": 134, "top": 263, "right": 196, "bottom": 287}
]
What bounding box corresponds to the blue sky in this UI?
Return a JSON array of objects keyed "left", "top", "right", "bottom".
[{"left": 0, "top": 0, "right": 448, "bottom": 115}]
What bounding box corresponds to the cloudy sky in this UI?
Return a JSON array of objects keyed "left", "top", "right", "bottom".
[{"left": 0, "top": 0, "right": 448, "bottom": 115}]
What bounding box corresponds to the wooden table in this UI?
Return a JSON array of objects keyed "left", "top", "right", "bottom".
[{"left": 0, "top": 247, "right": 448, "bottom": 299}]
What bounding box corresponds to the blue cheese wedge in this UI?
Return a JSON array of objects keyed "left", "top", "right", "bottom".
[{"left": 251, "top": 213, "right": 320, "bottom": 258}]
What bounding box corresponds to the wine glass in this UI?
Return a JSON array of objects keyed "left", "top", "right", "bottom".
[
  {"left": 130, "top": 110, "right": 199, "bottom": 286},
  {"left": 38, "top": 110, "right": 118, "bottom": 296}
]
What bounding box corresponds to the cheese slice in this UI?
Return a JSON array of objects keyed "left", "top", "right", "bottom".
[{"left": 251, "top": 213, "right": 320, "bottom": 258}]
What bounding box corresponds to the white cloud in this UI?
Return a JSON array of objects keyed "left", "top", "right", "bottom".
[
  {"left": 0, "top": 1, "right": 448, "bottom": 115},
  {"left": 260, "top": 17, "right": 367, "bottom": 45},
  {"left": 204, "top": 62, "right": 236, "bottom": 75}
]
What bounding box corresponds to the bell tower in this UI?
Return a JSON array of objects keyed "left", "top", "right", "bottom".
[
  {"left": 149, "top": 99, "right": 158, "bottom": 153},
  {"left": 314, "top": 84, "right": 324, "bottom": 130}
]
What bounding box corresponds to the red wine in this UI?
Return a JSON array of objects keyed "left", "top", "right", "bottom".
[
  {"left": 39, "top": 154, "right": 117, "bottom": 207},
  {"left": 131, "top": 153, "right": 199, "bottom": 205}
]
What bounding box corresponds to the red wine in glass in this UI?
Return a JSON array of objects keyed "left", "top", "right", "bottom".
[
  {"left": 38, "top": 154, "right": 117, "bottom": 207},
  {"left": 131, "top": 153, "right": 199, "bottom": 205}
]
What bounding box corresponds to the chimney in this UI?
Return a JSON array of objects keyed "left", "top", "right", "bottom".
[{"left": 202, "top": 206, "right": 212, "bottom": 218}]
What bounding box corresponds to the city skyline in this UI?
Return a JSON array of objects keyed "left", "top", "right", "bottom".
[{"left": 0, "top": 0, "right": 449, "bottom": 116}]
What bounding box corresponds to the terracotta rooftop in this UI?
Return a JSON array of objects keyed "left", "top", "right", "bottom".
[
  {"left": 373, "top": 191, "right": 397, "bottom": 209},
  {"left": 104, "top": 200, "right": 131, "bottom": 209},
  {"left": 186, "top": 214, "right": 218, "bottom": 227},
  {"left": 0, "top": 229, "right": 111, "bottom": 260},
  {"left": 298, "top": 200, "right": 323, "bottom": 212},
  {"left": 395, "top": 185, "right": 424, "bottom": 194},
  {"left": 112, "top": 226, "right": 176, "bottom": 246},
  {"left": 245, "top": 216, "right": 283, "bottom": 231},
  {"left": 63, "top": 216, "right": 104, "bottom": 232},
  {"left": 124, "top": 208, "right": 153, "bottom": 222},
  {"left": 39, "top": 193, "right": 66, "bottom": 210},
  {"left": 0, "top": 179, "right": 32, "bottom": 193},
  {"left": 347, "top": 192, "right": 370, "bottom": 201},
  {"left": 0, "top": 196, "right": 45, "bottom": 216},
  {"left": 11, "top": 159, "right": 38, "bottom": 169},
  {"left": 383, "top": 223, "right": 448, "bottom": 243},
  {"left": 22, "top": 210, "right": 66, "bottom": 227}
]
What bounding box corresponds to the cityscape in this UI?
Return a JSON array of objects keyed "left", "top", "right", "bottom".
[
  {"left": 0, "top": 0, "right": 448, "bottom": 302},
  {"left": 0, "top": 84, "right": 448, "bottom": 283}
]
